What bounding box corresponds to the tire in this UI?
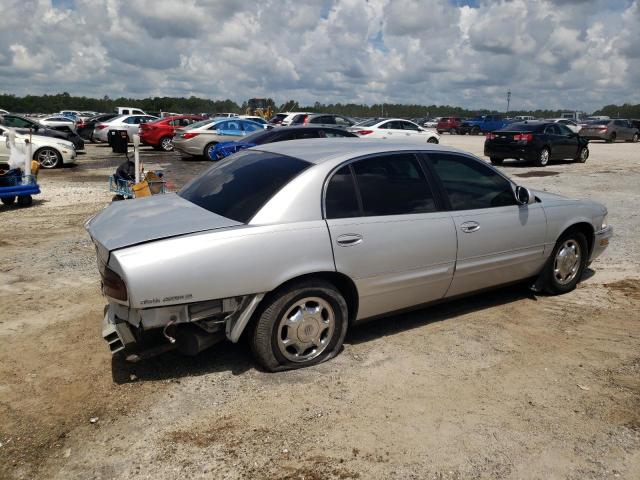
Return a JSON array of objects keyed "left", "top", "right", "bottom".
[
  {"left": 1, "top": 196, "right": 16, "bottom": 206},
  {"left": 542, "top": 230, "right": 588, "bottom": 295},
  {"left": 632, "top": 133, "right": 639, "bottom": 143},
  {"left": 471, "top": 126, "right": 481, "bottom": 135},
  {"left": 249, "top": 279, "right": 348, "bottom": 372},
  {"left": 607, "top": 132, "right": 616, "bottom": 143},
  {"left": 575, "top": 146, "right": 589, "bottom": 163},
  {"left": 159, "top": 136, "right": 174, "bottom": 152},
  {"left": 427, "top": 137, "right": 439, "bottom": 144},
  {"left": 17, "top": 195, "right": 32, "bottom": 207},
  {"left": 35, "top": 147, "right": 62, "bottom": 169},
  {"left": 204, "top": 142, "right": 218, "bottom": 160},
  {"left": 451, "top": 128, "right": 458, "bottom": 135},
  {"left": 490, "top": 157, "right": 504, "bottom": 165},
  {"left": 437, "top": 130, "right": 443, "bottom": 134},
  {"left": 534, "top": 147, "right": 550, "bottom": 167}
]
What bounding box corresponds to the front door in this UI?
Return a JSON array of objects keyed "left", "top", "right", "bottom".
[
  {"left": 424, "top": 152, "right": 547, "bottom": 297},
  {"left": 324, "top": 153, "right": 457, "bottom": 320}
]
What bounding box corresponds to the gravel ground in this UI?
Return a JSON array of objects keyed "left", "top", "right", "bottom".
[{"left": 0, "top": 137, "right": 638, "bottom": 480}]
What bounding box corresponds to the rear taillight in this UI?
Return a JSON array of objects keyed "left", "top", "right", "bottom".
[
  {"left": 486, "top": 133, "right": 496, "bottom": 140},
  {"left": 303, "top": 115, "right": 309, "bottom": 124},
  {"left": 96, "top": 124, "right": 107, "bottom": 130},
  {"left": 77, "top": 122, "right": 86, "bottom": 129},
  {"left": 181, "top": 133, "right": 199, "bottom": 139},
  {"left": 356, "top": 129, "right": 374, "bottom": 135},
  {"left": 101, "top": 266, "right": 127, "bottom": 301},
  {"left": 514, "top": 133, "right": 534, "bottom": 142}
]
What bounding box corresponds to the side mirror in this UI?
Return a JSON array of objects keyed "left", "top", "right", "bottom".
[{"left": 515, "top": 185, "right": 534, "bottom": 205}]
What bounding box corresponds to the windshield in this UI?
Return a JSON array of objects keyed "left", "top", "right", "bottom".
[
  {"left": 356, "top": 118, "right": 382, "bottom": 127},
  {"left": 587, "top": 120, "right": 609, "bottom": 125},
  {"left": 179, "top": 150, "right": 311, "bottom": 223},
  {"left": 502, "top": 123, "right": 545, "bottom": 132}
]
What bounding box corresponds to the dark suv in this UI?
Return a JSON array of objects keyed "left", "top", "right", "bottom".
[{"left": 0, "top": 114, "right": 85, "bottom": 150}]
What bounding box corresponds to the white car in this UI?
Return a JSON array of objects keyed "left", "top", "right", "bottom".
[
  {"left": 349, "top": 118, "right": 440, "bottom": 144},
  {"left": 547, "top": 118, "right": 582, "bottom": 133},
  {"left": 280, "top": 112, "right": 313, "bottom": 126},
  {"left": 93, "top": 114, "right": 158, "bottom": 142},
  {"left": 0, "top": 126, "right": 76, "bottom": 168},
  {"left": 423, "top": 117, "right": 441, "bottom": 128},
  {"left": 39, "top": 115, "right": 77, "bottom": 133}
]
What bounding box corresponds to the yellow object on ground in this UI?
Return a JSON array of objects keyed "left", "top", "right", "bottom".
[
  {"left": 132, "top": 180, "right": 151, "bottom": 198},
  {"left": 31, "top": 160, "right": 40, "bottom": 178}
]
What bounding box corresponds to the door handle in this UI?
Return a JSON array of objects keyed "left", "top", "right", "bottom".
[
  {"left": 336, "top": 233, "right": 363, "bottom": 247},
  {"left": 460, "top": 221, "right": 480, "bottom": 233}
]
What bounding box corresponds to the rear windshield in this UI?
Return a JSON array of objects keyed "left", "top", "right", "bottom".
[
  {"left": 178, "top": 150, "right": 311, "bottom": 223},
  {"left": 502, "top": 123, "right": 545, "bottom": 132},
  {"left": 587, "top": 120, "right": 609, "bottom": 125},
  {"left": 187, "top": 119, "right": 215, "bottom": 129}
]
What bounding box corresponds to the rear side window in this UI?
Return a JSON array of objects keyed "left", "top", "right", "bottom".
[
  {"left": 352, "top": 154, "right": 436, "bottom": 216},
  {"left": 179, "top": 151, "right": 311, "bottom": 223},
  {"left": 325, "top": 166, "right": 360, "bottom": 219},
  {"left": 427, "top": 153, "right": 516, "bottom": 210}
]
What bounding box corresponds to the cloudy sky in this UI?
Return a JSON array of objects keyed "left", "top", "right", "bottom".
[{"left": 0, "top": 0, "right": 638, "bottom": 111}]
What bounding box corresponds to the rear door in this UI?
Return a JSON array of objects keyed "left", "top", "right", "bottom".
[
  {"left": 325, "top": 153, "right": 457, "bottom": 320},
  {"left": 424, "top": 152, "right": 547, "bottom": 297}
]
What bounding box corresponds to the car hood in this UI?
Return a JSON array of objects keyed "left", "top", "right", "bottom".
[
  {"left": 85, "top": 193, "right": 242, "bottom": 254},
  {"left": 530, "top": 189, "right": 570, "bottom": 202}
]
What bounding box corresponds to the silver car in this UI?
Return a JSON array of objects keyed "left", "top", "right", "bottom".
[
  {"left": 580, "top": 119, "right": 639, "bottom": 143},
  {"left": 86, "top": 140, "right": 612, "bottom": 371},
  {"left": 172, "top": 118, "right": 265, "bottom": 158}
]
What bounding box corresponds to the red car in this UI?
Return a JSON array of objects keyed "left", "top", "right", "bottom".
[
  {"left": 436, "top": 117, "right": 463, "bottom": 134},
  {"left": 139, "top": 115, "right": 204, "bottom": 151}
]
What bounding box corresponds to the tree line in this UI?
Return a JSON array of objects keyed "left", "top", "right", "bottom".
[{"left": 1, "top": 92, "right": 638, "bottom": 119}]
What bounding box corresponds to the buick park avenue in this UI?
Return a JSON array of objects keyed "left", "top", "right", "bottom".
[{"left": 86, "top": 140, "right": 612, "bottom": 371}]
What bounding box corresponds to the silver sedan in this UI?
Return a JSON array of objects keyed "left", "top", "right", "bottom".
[{"left": 86, "top": 140, "right": 612, "bottom": 371}]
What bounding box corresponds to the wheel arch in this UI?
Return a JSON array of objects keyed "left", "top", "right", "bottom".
[
  {"left": 241, "top": 270, "right": 359, "bottom": 341},
  {"left": 557, "top": 221, "right": 594, "bottom": 259},
  {"left": 33, "top": 146, "right": 63, "bottom": 167}
]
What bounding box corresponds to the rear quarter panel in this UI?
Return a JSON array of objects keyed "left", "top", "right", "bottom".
[{"left": 110, "top": 221, "right": 335, "bottom": 309}]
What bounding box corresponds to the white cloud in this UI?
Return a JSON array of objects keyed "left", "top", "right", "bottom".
[{"left": 0, "top": 0, "right": 637, "bottom": 111}]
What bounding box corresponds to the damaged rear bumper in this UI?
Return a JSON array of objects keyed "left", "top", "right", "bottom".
[{"left": 102, "top": 293, "right": 265, "bottom": 357}]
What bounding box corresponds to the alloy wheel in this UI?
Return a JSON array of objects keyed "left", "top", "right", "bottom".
[
  {"left": 553, "top": 239, "right": 581, "bottom": 285},
  {"left": 276, "top": 297, "right": 335, "bottom": 363},
  {"left": 37, "top": 149, "right": 60, "bottom": 168}
]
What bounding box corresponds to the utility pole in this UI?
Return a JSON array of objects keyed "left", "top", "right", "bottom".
[{"left": 506, "top": 90, "right": 511, "bottom": 114}]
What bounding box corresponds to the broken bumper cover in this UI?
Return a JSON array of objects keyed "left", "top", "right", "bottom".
[{"left": 101, "top": 293, "right": 265, "bottom": 356}]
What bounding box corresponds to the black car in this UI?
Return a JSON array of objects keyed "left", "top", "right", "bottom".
[
  {"left": 0, "top": 114, "right": 85, "bottom": 151},
  {"left": 484, "top": 122, "right": 589, "bottom": 167},
  {"left": 77, "top": 113, "right": 118, "bottom": 141}
]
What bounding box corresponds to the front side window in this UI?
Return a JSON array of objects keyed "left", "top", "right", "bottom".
[
  {"left": 325, "top": 165, "right": 360, "bottom": 219},
  {"left": 179, "top": 151, "right": 311, "bottom": 223},
  {"left": 399, "top": 121, "right": 420, "bottom": 131},
  {"left": 335, "top": 116, "right": 352, "bottom": 126},
  {"left": 352, "top": 154, "right": 436, "bottom": 216},
  {"left": 242, "top": 121, "right": 261, "bottom": 132},
  {"left": 427, "top": 153, "right": 516, "bottom": 210}
]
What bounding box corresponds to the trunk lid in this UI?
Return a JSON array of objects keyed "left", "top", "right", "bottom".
[{"left": 85, "top": 193, "right": 242, "bottom": 254}]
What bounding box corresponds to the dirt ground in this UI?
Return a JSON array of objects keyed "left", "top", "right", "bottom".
[{"left": 1, "top": 137, "right": 639, "bottom": 479}]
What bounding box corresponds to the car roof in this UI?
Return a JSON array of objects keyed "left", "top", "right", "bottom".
[{"left": 252, "top": 138, "right": 465, "bottom": 165}]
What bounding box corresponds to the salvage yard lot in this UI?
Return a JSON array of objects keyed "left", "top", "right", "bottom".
[{"left": 1, "top": 137, "right": 639, "bottom": 479}]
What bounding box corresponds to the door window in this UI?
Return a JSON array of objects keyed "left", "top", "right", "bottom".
[
  {"left": 351, "top": 154, "right": 437, "bottom": 216},
  {"left": 399, "top": 121, "right": 420, "bottom": 131},
  {"left": 292, "top": 130, "right": 320, "bottom": 139},
  {"left": 544, "top": 124, "right": 560, "bottom": 135},
  {"left": 427, "top": 153, "right": 517, "bottom": 210},
  {"left": 557, "top": 124, "right": 573, "bottom": 135},
  {"left": 334, "top": 116, "right": 352, "bottom": 126},
  {"left": 325, "top": 165, "right": 360, "bottom": 219}
]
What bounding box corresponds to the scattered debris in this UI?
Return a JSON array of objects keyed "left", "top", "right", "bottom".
[
  {"left": 577, "top": 384, "right": 590, "bottom": 391},
  {"left": 89, "top": 417, "right": 99, "bottom": 424}
]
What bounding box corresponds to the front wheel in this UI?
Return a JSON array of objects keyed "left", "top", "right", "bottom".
[
  {"left": 249, "top": 280, "right": 348, "bottom": 372},
  {"left": 35, "top": 148, "right": 62, "bottom": 168},
  {"left": 490, "top": 157, "right": 504, "bottom": 165},
  {"left": 632, "top": 133, "right": 639, "bottom": 143},
  {"left": 427, "top": 137, "right": 439, "bottom": 144},
  {"left": 1, "top": 196, "right": 16, "bottom": 206},
  {"left": 17, "top": 195, "right": 32, "bottom": 207},
  {"left": 535, "top": 147, "right": 550, "bottom": 167},
  {"left": 607, "top": 132, "right": 616, "bottom": 143},
  {"left": 542, "top": 230, "right": 588, "bottom": 295},
  {"left": 471, "top": 126, "right": 481, "bottom": 135},
  {"left": 575, "top": 146, "right": 589, "bottom": 163}
]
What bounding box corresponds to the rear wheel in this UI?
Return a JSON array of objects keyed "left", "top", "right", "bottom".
[
  {"left": 204, "top": 142, "right": 218, "bottom": 160},
  {"left": 575, "top": 146, "right": 589, "bottom": 163},
  {"left": 490, "top": 157, "right": 504, "bottom": 165},
  {"left": 35, "top": 148, "right": 62, "bottom": 169},
  {"left": 427, "top": 137, "right": 439, "bottom": 144},
  {"left": 249, "top": 280, "right": 348, "bottom": 371},
  {"left": 159, "top": 136, "right": 174, "bottom": 152},
  {"left": 1, "top": 196, "right": 16, "bottom": 206},
  {"left": 632, "top": 133, "right": 639, "bottom": 143},
  {"left": 542, "top": 230, "right": 588, "bottom": 295},
  {"left": 535, "top": 147, "right": 550, "bottom": 167},
  {"left": 471, "top": 126, "right": 481, "bottom": 135}
]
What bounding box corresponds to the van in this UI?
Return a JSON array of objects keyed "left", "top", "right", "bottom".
[{"left": 115, "top": 107, "right": 146, "bottom": 115}]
